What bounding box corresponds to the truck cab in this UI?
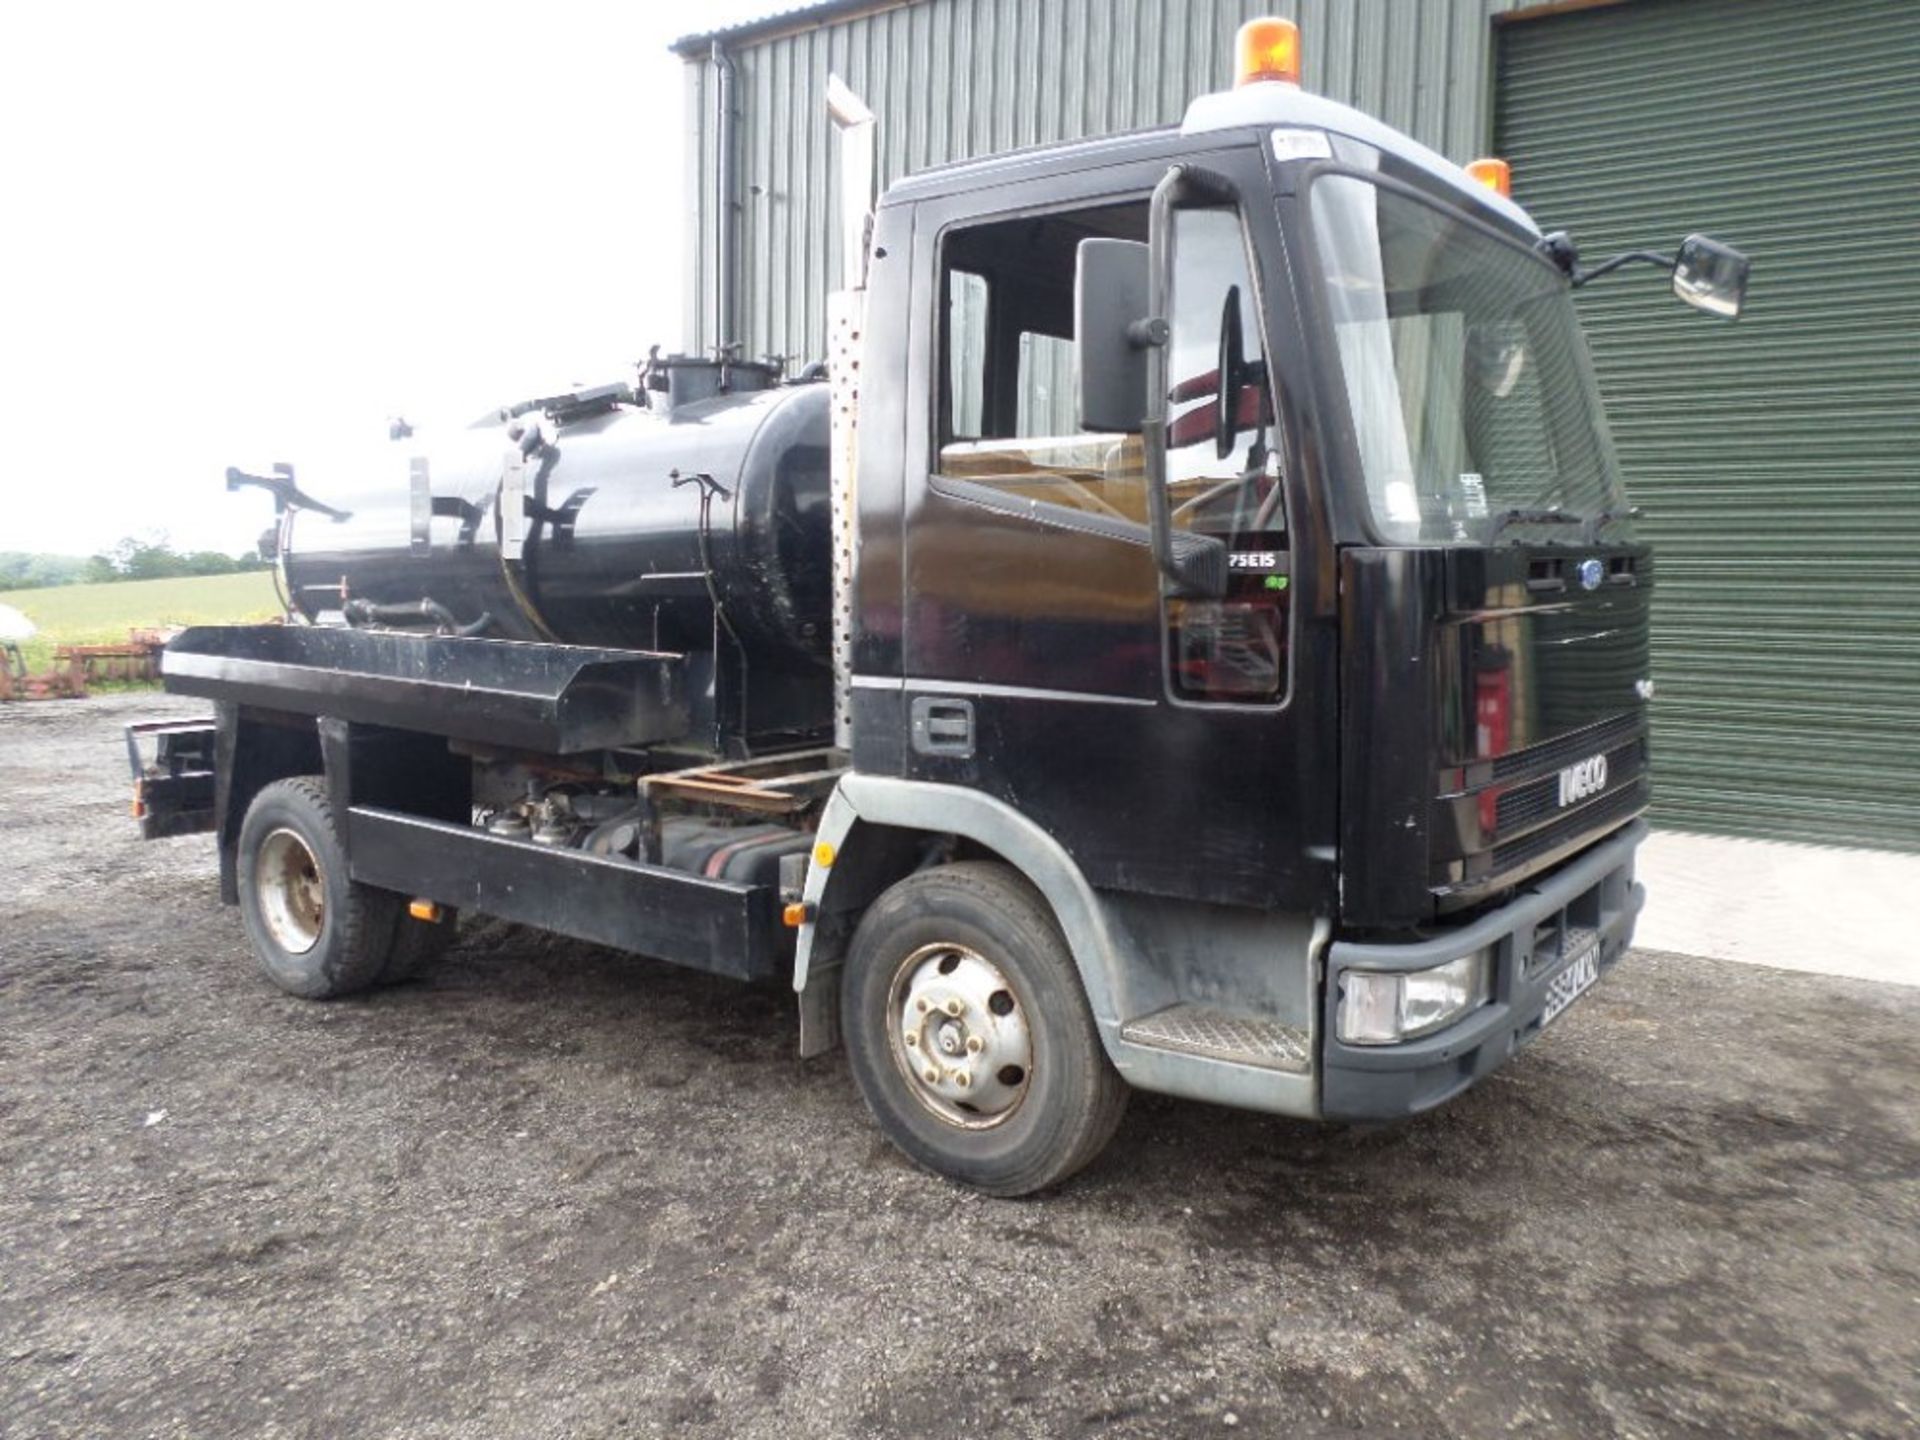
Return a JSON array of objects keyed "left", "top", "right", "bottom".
[{"left": 797, "top": 29, "right": 1739, "bottom": 1178}]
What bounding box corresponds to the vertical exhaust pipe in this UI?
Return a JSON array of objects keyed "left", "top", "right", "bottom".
[
  {"left": 825, "top": 76, "right": 875, "bottom": 752},
  {"left": 710, "top": 39, "right": 737, "bottom": 352},
  {"left": 826, "top": 75, "right": 876, "bottom": 291}
]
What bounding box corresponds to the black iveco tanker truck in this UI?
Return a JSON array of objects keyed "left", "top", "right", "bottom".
[{"left": 130, "top": 18, "right": 1748, "bottom": 1194}]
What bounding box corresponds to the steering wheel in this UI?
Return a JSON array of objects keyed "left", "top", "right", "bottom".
[{"left": 1214, "top": 284, "right": 1246, "bottom": 462}]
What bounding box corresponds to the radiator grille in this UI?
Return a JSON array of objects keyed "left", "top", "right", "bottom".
[
  {"left": 1497, "top": 737, "right": 1648, "bottom": 836},
  {"left": 1493, "top": 780, "right": 1647, "bottom": 875},
  {"left": 1490, "top": 712, "right": 1644, "bottom": 783}
]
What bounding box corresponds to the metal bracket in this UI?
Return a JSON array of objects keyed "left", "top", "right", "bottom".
[
  {"left": 409, "top": 457, "right": 432, "bottom": 555},
  {"left": 225, "top": 463, "right": 352, "bottom": 522},
  {"left": 500, "top": 452, "right": 528, "bottom": 561}
]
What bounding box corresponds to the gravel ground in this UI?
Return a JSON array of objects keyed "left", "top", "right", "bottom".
[{"left": 3, "top": 693, "right": 1917, "bottom": 1440}]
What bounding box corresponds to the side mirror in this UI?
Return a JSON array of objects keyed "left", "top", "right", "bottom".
[
  {"left": 1075, "top": 238, "right": 1158, "bottom": 432},
  {"left": 1673, "top": 234, "right": 1749, "bottom": 319}
]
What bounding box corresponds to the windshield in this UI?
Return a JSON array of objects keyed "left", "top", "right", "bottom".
[{"left": 1310, "top": 172, "right": 1633, "bottom": 545}]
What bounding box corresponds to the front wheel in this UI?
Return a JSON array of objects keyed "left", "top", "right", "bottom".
[{"left": 842, "top": 861, "right": 1128, "bottom": 1196}]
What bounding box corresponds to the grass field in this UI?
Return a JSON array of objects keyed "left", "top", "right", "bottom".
[{"left": 1, "top": 572, "right": 281, "bottom": 674}]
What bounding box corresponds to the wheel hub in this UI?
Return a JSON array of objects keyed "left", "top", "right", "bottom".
[
  {"left": 256, "top": 827, "right": 325, "bottom": 955},
  {"left": 889, "top": 943, "right": 1032, "bottom": 1129}
]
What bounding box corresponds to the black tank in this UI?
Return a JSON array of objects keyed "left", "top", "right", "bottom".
[
  {"left": 283, "top": 383, "right": 833, "bottom": 669},
  {"left": 279, "top": 381, "right": 834, "bottom": 755}
]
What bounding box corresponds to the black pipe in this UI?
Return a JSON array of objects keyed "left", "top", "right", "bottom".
[{"left": 344, "top": 598, "right": 492, "bottom": 638}]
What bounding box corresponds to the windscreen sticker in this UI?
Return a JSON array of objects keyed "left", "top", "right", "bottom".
[
  {"left": 1270, "top": 127, "right": 1334, "bottom": 162},
  {"left": 1459, "top": 472, "right": 1488, "bottom": 518}
]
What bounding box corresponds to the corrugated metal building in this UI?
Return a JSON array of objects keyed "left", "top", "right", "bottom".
[{"left": 674, "top": 0, "right": 1920, "bottom": 853}]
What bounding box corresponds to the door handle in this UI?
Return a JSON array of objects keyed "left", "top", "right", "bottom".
[{"left": 910, "top": 696, "right": 975, "bottom": 758}]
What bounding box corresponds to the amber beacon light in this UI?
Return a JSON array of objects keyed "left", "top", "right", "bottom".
[
  {"left": 1235, "top": 16, "right": 1301, "bottom": 87},
  {"left": 1466, "top": 157, "right": 1512, "bottom": 197}
]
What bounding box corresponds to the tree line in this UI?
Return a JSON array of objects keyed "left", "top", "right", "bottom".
[{"left": 0, "top": 538, "right": 268, "bottom": 590}]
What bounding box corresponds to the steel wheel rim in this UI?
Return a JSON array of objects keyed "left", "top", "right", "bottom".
[
  {"left": 886, "top": 941, "right": 1033, "bottom": 1131},
  {"left": 257, "top": 827, "right": 325, "bottom": 955}
]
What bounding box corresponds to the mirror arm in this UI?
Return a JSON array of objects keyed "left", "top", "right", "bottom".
[
  {"left": 1570, "top": 248, "right": 1674, "bottom": 288},
  {"left": 1548, "top": 231, "right": 1747, "bottom": 315},
  {"left": 1143, "top": 165, "right": 1232, "bottom": 598},
  {"left": 1142, "top": 167, "right": 1182, "bottom": 592}
]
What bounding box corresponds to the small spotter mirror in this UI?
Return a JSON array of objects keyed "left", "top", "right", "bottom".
[{"left": 1673, "top": 234, "right": 1749, "bottom": 319}]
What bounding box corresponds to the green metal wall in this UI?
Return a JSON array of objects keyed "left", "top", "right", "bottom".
[
  {"left": 1498, "top": 0, "right": 1920, "bottom": 851},
  {"left": 682, "top": 0, "right": 1531, "bottom": 363},
  {"left": 682, "top": 0, "right": 1920, "bottom": 852}
]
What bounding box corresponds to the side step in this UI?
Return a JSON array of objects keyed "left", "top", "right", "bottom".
[{"left": 1120, "top": 1004, "right": 1311, "bottom": 1073}]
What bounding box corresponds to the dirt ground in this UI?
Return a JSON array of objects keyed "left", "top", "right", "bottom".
[{"left": 2, "top": 694, "right": 1916, "bottom": 1440}]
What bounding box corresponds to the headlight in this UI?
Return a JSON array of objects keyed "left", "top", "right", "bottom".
[{"left": 1337, "top": 950, "right": 1491, "bottom": 1045}]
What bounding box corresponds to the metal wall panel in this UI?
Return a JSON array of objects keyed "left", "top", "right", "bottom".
[
  {"left": 1498, "top": 0, "right": 1920, "bottom": 850},
  {"left": 683, "top": 0, "right": 1530, "bottom": 363},
  {"left": 681, "top": 0, "right": 1919, "bottom": 853}
]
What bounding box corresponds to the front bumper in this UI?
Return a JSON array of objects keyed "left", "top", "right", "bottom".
[{"left": 1320, "top": 819, "right": 1645, "bottom": 1121}]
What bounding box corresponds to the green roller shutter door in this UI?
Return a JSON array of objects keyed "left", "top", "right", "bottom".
[{"left": 1496, "top": 0, "right": 1920, "bottom": 851}]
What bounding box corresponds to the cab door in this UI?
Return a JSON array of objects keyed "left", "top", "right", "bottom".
[{"left": 890, "top": 141, "right": 1336, "bottom": 912}]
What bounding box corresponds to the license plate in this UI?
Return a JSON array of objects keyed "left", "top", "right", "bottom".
[{"left": 1541, "top": 943, "right": 1600, "bottom": 1027}]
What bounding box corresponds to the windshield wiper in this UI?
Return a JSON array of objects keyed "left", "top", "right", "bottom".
[{"left": 1485, "top": 506, "right": 1582, "bottom": 542}]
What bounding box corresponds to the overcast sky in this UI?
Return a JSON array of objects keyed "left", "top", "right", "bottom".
[{"left": 0, "top": 0, "right": 788, "bottom": 559}]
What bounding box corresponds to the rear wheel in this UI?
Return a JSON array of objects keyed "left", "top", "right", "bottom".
[
  {"left": 842, "top": 861, "right": 1128, "bottom": 1196},
  {"left": 236, "top": 777, "right": 399, "bottom": 999}
]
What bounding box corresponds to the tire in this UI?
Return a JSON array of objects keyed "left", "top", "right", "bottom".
[
  {"left": 380, "top": 905, "right": 458, "bottom": 984},
  {"left": 235, "top": 776, "right": 400, "bottom": 1000},
  {"left": 841, "top": 861, "right": 1128, "bottom": 1196}
]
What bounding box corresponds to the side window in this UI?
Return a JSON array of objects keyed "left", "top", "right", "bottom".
[
  {"left": 1015, "top": 330, "right": 1076, "bottom": 436},
  {"left": 1165, "top": 205, "right": 1289, "bottom": 704},
  {"left": 947, "top": 268, "right": 988, "bottom": 440},
  {"left": 936, "top": 200, "right": 1150, "bottom": 523},
  {"left": 1166, "top": 206, "right": 1281, "bottom": 536}
]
